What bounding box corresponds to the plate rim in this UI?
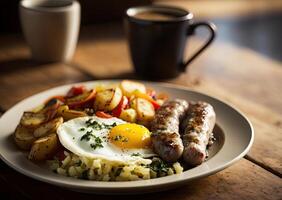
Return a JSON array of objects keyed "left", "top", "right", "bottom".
[{"left": 0, "top": 80, "right": 254, "bottom": 192}]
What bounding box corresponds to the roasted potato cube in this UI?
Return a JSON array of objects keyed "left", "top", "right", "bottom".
[
  {"left": 120, "top": 80, "right": 146, "bottom": 97},
  {"left": 14, "top": 125, "right": 36, "bottom": 150},
  {"left": 20, "top": 112, "right": 47, "bottom": 128},
  {"left": 28, "top": 133, "right": 59, "bottom": 161},
  {"left": 131, "top": 98, "right": 155, "bottom": 124},
  {"left": 33, "top": 117, "right": 63, "bottom": 138},
  {"left": 119, "top": 108, "right": 137, "bottom": 123},
  {"left": 94, "top": 87, "right": 122, "bottom": 111}
]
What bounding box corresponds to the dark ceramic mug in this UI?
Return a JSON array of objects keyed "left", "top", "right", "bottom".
[{"left": 124, "top": 6, "right": 216, "bottom": 79}]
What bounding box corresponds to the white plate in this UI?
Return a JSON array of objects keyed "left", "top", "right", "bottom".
[{"left": 0, "top": 80, "right": 254, "bottom": 194}]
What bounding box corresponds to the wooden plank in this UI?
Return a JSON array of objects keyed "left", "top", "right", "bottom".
[
  {"left": 0, "top": 35, "right": 93, "bottom": 110},
  {"left": 0, "top": 159, "right": 281, "bottom": 200}
]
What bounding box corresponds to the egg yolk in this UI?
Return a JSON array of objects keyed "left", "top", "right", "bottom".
[{"left": 109, "top": 124, "right": 151, "bottom": 149}]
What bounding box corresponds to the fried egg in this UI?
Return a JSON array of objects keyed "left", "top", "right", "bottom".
[{"left": 57, "top": 116, "right": 156, "bottom": 164}]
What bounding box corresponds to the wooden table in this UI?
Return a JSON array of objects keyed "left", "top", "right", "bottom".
[{"left": 0, "top": 1, "right": 281, "bottom": 199}]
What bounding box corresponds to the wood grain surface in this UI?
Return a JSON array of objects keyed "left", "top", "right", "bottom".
[{"left": 0, "top": 34, "right": 93, "bottom": 110}]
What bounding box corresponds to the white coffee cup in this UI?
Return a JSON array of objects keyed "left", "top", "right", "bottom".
[{"left": 19, "top": 0, "right": 80, "bottom": 62}]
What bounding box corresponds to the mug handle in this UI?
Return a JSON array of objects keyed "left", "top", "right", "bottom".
[{"left": 181, "top": 22, "right": 216, "bottom": 71}]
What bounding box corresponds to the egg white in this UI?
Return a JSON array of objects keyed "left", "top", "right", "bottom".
[{"left": 57, "top": 116, "right": 155, "bottom": 164}]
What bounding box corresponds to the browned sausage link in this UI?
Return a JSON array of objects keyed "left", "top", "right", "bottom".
[
  {"left": 181, "top": 101, "right": 216, "bottom": 166},
  {"left": 151, "top": 99, "right": 189, "bottom": 162}
]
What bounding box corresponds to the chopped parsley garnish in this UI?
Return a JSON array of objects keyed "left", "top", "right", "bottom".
[
  {"left": 148, "top": 158, "right": 170, "bottom": 175},
  {"left": 78, "top": 119, "right": 118, "bottom": 149},
  {"left": 104, "top": 122, "right": 117, "bottom": 129},
  {"left": 115, "top": 168, "right": 123, "bottom": 176},
  {"left": 80, "top": 130, "right": 94, "bottom": 141},
  {"left": 90, "top": 137, "right": 103, "bottom": 149},
  {"left": 85, "top": 119, "right": 103, "bottom": 130},
  {"left": 85, "top": 119, "right": 117, "bottom": 130},
  {"left": 112, "top": 135, "right": 129, "bottom": 142},
  {"left": 80, "top": 131, "right": 104, "bottom": 149},
  {"left": 131, "top": 153, "right": 141, "bottom": 157},
  {"left": 81, "top": 170, "right": 89, "bottom": 180},
  {"left": 75, "top": 160, "right": 82, "bottom": 166}
]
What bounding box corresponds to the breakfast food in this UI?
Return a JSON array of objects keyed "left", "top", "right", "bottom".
[
  {"left": 13, "top": 80, "right": 216, "bottom": 181},
  {"left": 181, "top": 102, "right": 216, "bottom": 166},
  {"left": 57, "top": 116, "right": 155, "bottom": 163},
  {"left": 151, "top": 99, "right": 189, "bottom": 162}
]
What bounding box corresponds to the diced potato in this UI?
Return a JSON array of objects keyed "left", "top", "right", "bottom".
[
  {"left": 119, "top": 108, "right": 137, "bottom": 123},
  {"left": 20, "top": 112, "right": 47, "bottom": 128},
  {"left": 94, "top": 87, "right": 122, "bottom": 111},
  {"left": 130, "top": 97, "right": 138, "bottom": 109},
  {"left": 120, "top": 80, "right": 146, "bottom": 97},
  {"left": 33, "top": 117, "right": 63, "bottom": 138},
  {"left": 14, "top": 125, "right": 36, "bottom": 150},
  {"left": 28, "top": 133, "right": 59, "bottom": 161},
  {"left": 132, "top": 90, "right": 152, "bottom": 102},
  {"left": 131, "top": 98, "right": 155, "bottom": 124}
]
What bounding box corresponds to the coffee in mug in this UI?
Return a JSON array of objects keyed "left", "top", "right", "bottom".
[{"left": 125, "top": 6, "right": 216, "bottom": 79}]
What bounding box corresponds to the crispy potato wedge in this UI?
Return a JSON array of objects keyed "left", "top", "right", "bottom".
[
  {"left": 14, "top": 125, "right": 36, "bottom": 150},
  {"left": 57, "top": 105, "right": 87, "bottom": 120},
  {"left": 66, "top": 89, "right": 96, "bottom": 109},
  {"left": 33, "top": 117, "right": 63, "bottom": 138},
  {"left": 131, "top": 98, "right": 155, "bottom": 124},
  {"left": 120, "top": 80, "right": 146, "bottom": 97},
  {"left": 94, "top": 87, "right": 122, "bottom": 111},
  {"left": 119, "top": 108, "right": 137, "bottom": 123},
  {"left": 28, "top": 133, "right": 59, "bottom": 161},
  {"left": 20, "top": 112, "right": 47, "bottom": 128}
]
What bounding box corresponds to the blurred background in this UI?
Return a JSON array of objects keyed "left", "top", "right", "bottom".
[{"left": 0, "top": 0, "right": 281, "bottom": 62}]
